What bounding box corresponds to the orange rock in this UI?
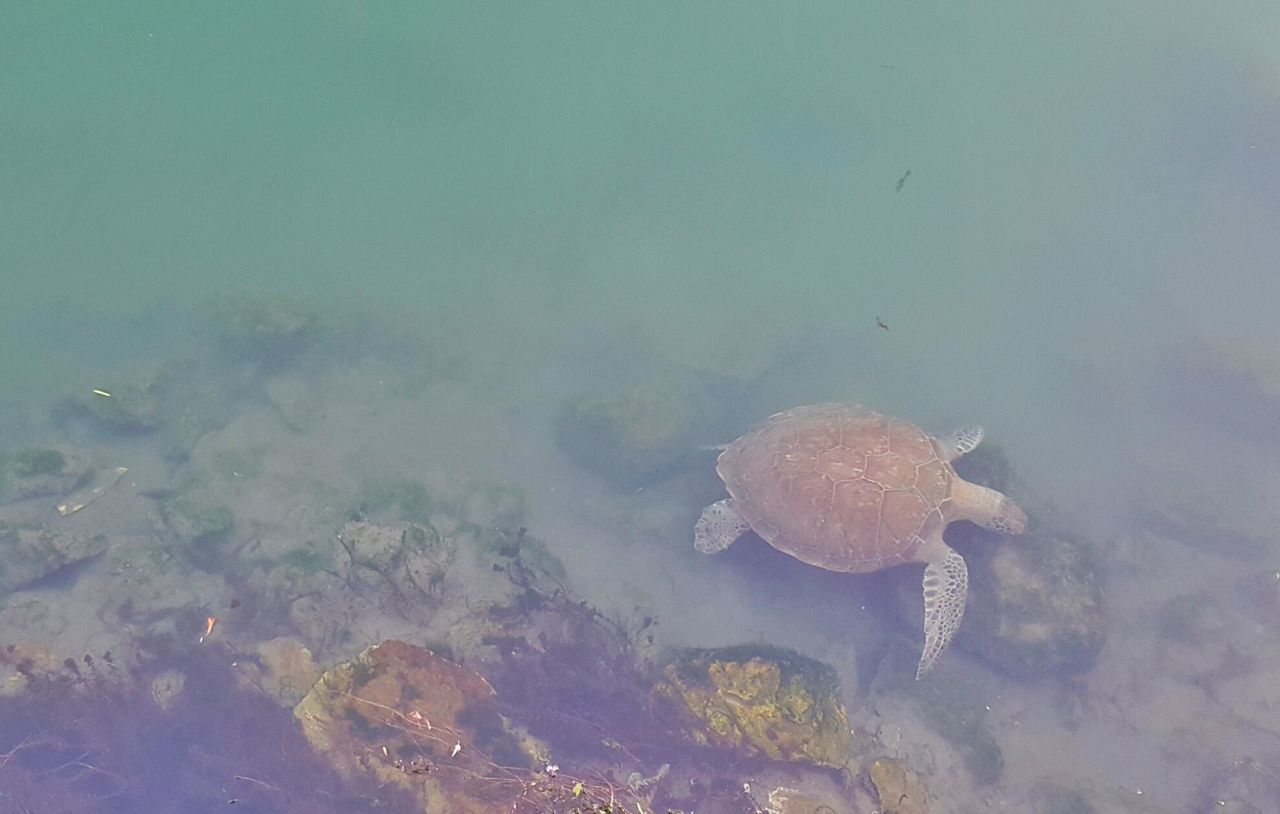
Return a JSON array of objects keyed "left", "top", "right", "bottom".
[{"left": 294, "top": 639, "right": 641, "bottom": 814}]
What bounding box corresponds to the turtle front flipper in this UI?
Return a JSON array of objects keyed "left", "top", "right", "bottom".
[
  {"left": 938, "top": 426, "right": 984, "bottom": 461},
  {"left": 917, "top": 542, "right": 968, "bottom": 678},
  {"left": 695, "top": 499, "right": 750, "bottom": 554}
]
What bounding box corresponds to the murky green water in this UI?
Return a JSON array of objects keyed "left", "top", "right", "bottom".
[{"left": 3, "top": 3, "right": 1279, "bottom": 810}]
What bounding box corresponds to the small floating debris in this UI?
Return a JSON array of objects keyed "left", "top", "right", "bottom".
[{"left": 57, "top": 466, "right": 128, "bottom": 516}]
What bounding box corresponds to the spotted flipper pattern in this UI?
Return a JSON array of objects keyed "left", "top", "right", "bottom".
[
  {"left": 939, "top": 426, "right": 984, "bottom": 461},
  {"left": 694, "top": 499, "right": 750, "bottom": 554},
  {"left": 917, "top": 544, "right": 968, "bottom": 678}
]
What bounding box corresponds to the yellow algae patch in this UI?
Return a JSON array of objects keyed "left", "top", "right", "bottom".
[{"left": 657, "top": 645, "right": 851, "bottom": 767}]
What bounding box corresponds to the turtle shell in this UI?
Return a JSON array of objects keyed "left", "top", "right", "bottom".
[{"left": 716, "top": 403, "right": 953, "bottom": 573}]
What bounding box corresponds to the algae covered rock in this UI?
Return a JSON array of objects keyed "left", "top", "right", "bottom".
[
  {"left": 657, "top": 644, "right": 851, "bottom": 767},
  {"left": 149, "top": 669, "right": 186, "bottom": 711},
  {"left": 336, "top": 520, "right": 455, "bottom": 602},
  {"left": 295, "top": 640, "right": 504, "bottom": 808},
  {"left": 1, "top": 446, "right": 92, "bottom": 502},
  {"left": 295, "top": 640, "right": 645, "bottom": 814},
  {"left": 555, "top": 375, "right": 721, "bottom": 489},
  {"left": 53, "top": 374, "right": 168, "bottom": 435},
  {"left": 949, "top": 450, "right": 1105, "bottom": 677},
  {"left": 870, "top": 757, "right": 930, "bottom": 814},
  {"left": 0, "top": 526, "right": 109, "bottom": 595},
  {"left": 955, "top": 522, "right": 1105, "bottom": 677},
  {"left": 213, "top": 292, "right": 325, "bottom": 368},
  {"left": 237, "top": 637, "right": 322, "bottom": 706},
  {"left": 9, "top": 447, "right": 69, "bottom": 479}
]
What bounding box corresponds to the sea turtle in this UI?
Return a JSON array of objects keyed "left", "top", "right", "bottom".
[{"left": 695, "top": 403, "right": 1027, "bottom": 678}]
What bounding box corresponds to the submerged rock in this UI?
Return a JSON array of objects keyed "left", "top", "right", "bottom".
[
  {"left": 555, "top": 374, "right": 722, "bottom": 489},
  {"left": 54, "top": 376, "right": 167, "bottom": 435},
  {"left": 149, "top": 669, "right": 186, "bottom": 711},
  {"left": 160, "top": 498, "right": 235, "bottom": 549},
  {"left": 1157, "top": 581, "right": 1280, "bottom": 736},
  {"left": 657, "top": 644, "right": 851, "bottom": 768},
  {"left": 295, "top": 640, "right": 647, "bottom": 814},
  {"left": 758, "top": 784, "right": 862, "bottom": 814},
  {"left": 213, "top": 292, "right": 326, "bottom": 368},
  {"left": 336, "top": 520, "right": 455, "bottom": 603},
  {"left": 869, "top": 757, "right": 930, "bottom": 814},
  {"left": 949, "top": 449, "right": 1106, "bottom": 677},
  {"left": 237, "top": 637, "right": 322, "bottom": 706},
  {"left": 1130, "top": 473, "right": 1275, "bottom": 560},
  {"left": 1, "top": 447, "right": 92, "bottom": 502},
  {"left": 0, "top": 526, "right": 108, "bottom": 595},
  {"left": 954, "top": 521, "right": 1106, "bottom": 677}
]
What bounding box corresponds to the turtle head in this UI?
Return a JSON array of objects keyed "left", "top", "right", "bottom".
[
  {"left": 951, "top": 479, "right": 1028, "bottom": 535},
  {"left": 984, "top": 496, "right": 1028, "bottom": 535}
]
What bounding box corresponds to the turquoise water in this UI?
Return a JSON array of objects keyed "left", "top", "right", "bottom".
[
  {"left": 3, "top": 3, "right": 1279, "bottom": 810},
  {"left": 6, "top": 4, "right": 1278, "bottom": 465}
]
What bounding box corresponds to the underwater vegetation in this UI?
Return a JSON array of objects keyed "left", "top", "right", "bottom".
[
  {"left": 0, "top": 446, "right": 87, "bottom": 502},
  {"left": 0, "top": 645, "right": 418, "bottom": 813},
  {"left": 9, "top": 447, "right": 67, "bottom": 478},
  {"left": 656, "top": 644, "right": 852, "bottom": 768}
]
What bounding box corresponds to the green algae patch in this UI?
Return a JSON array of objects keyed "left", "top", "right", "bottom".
[{"left": 657, "top": 644, "right": 851, "bottom": 767}]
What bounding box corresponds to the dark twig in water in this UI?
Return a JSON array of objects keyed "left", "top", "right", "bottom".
[{"left": 895, "top": 169, "right": 911, "bottom": 192}]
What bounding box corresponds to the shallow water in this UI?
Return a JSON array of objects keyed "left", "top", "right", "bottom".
[{"left": 3, "top": 3, "right": 1279, "bottom": 811}]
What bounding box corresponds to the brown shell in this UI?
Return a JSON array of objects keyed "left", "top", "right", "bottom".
[{"left": 716, "top": 403, "right": 953, "bottom": 573}]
